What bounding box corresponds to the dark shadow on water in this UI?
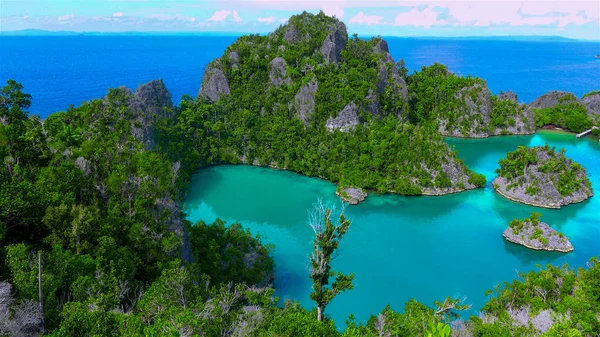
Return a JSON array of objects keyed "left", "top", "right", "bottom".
[
  {"left": 502, "top": 239, "right": 565, "bottom": 265},
  {"left": 356, "top": 190, "right": 467, "bottom": 222},
  {"left": 185, "top": 165, "right": 223, "bottom": 201},
  {"left": 490, "top": 186, "right": 593, "bottom": 232}
]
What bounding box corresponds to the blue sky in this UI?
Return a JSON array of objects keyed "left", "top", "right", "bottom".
[{"left": 1, "top": 0, "right": 599, "bottom": 40}]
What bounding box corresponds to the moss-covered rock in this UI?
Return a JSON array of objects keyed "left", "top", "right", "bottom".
[
  {"left": 503, "top": 213, "right": 573, "bottom": 252},
  {"left": 336, "top": 186, "right": 367, "bottom": 205},
  {"left": 493, "top": 145, "right": 593, "bottom": 208}
]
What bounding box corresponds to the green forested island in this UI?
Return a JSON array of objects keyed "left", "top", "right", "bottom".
[
  {"left": 503, "top": 212, "right": 573, "bottom": 252},
  {"left": 1, "top": 11, "right": 599, "bottom": 337},
  {"left": 493, "top": 145, "right": 593, "bottom": 208}
]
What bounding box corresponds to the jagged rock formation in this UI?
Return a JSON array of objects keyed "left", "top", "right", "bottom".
[
  {"left": 131, "top": 79, "right": 174, "bottom": 149},
  {"left": 499, "top": 90, "right": 518, "bottom": 102},
  {"left": 529, "top": 91, "right": 577, "bottom": 109},
  {"left": 326, "top": 102, "right": 360, "bottom": 132},
  {"left": 491, "top": 91, "right": 535, "bottom": 136},
  {"left": 195, "top": 12, "right": 485, "bottom": 196},
  {"left": 582, "top": 91, "right": 600, "bottom": 116},
  {"left": 320, "top": 21, "right": 348, "bottom": 64},
  {"left": 372, "top": 38, "right": 408, "bottom": 116},
  {"left": 503, "top": 217, "right": 573, "bottom": 253},
  {"left": 199, "top": 64, "right": 230, "bottom": 102},
  {"left": 439, "top": 83, "right": 492, "bottom": 138},
  {"left": 228, "top": 51, "right": 240, "bottom": 70},
  {"left": 419, "top": 159, "right": 478, "bottom": 195},
  {"left": 99, "top": 80, "right": 191, "bottom": 262},
  {"left": 269, "top": 57, "right": 291, "bottom": 87},
  {"left": 336, "top": 186, "right": 367, "bottom": 205},
  {"left": 365, "top": 90, "right": 380, "bottom": 116},
  {"left": 493, "top": 145, "right": 593, "bottom": 208},
  {"left": 293, "top": 78, "right": 318, "bottom": 124}
]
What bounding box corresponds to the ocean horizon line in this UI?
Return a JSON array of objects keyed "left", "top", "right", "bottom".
[{"left": 1, "top": 29, "right": 598, "bottom": 42}]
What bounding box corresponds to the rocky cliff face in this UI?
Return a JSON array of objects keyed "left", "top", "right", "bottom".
[
  {"left": 503, "top": 220, "right": 573, "bottom": 253},
  {"left": 199, "top": 64, "right": 230, "bottom": 102},
  {"left": 492, "top": 91, "right": 535, "bottom": 136},
  {"left": 320, "top": 21, "right": 348, "bottom": 64},
  {"left": 269, "top": 57, "right": 291, "bottom": 87},
  {"left": 493, "top": 146, "right": 593, "bottom": 209},
  {"left": 336, "top": 186, "right": 367, "bottom": 205},
  {"left": 582, "top": 91, "right": 600, "bottom": 117},
  {"left": 528, "top": 91, "right": 577, "bottom": 109},
  {"left": 499, "top": 90, "right": 518, "bottom": 102},
  {"left": 130, "top": 79, "right": 174, "bottom": 149},
  {"left": 326, "top": 102, "right": 360, "bottom": 132},
  {"left": 293, "top": 78, "right": 318, "bottom": 124},
  {"left": 372, "top": 38, "right": 408, "bottom": 116},
  {"left": 100, "top": 80, "right": 191, "bottom": 262},
  {"left": 439, "top": 83, "right": 492, "bottom": 138}
]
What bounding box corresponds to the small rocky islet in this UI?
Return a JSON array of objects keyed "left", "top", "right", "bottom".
[
  {"left": 503, "top": 213, "right": 573, "bottom": 252},
  {"left": 493, "top": 145, "right": 593, "bottom": 208},
  {"left": 336, "top": 186, "right": 367, "bottom": 205}
]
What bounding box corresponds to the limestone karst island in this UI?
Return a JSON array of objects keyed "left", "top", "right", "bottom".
[{"left": 1, "top": 5, "right": 600, "bottom": 337}]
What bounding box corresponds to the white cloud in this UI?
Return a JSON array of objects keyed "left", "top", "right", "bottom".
[
  {"left": 395, "top": 6, "right": 446, "bottom": 28},
  {"left": 322, "top": 3, "right": 344, "bottom": 19},
  {"left": 349, "top": 11, "right": 383, "bottom": 25},
  {"left": 208, "top": 10, "right": 242, "bottom": 23},
  {"left": 257, "top": 16, "right": 277, "bottom": 24},
  {"left": 57, "top": 13, "right": 75, "bottom": 22},
  {"left": 113, "top": 12, "right": 124, "bottom": 18}
]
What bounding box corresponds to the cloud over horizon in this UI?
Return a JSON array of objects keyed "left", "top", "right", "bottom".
[{"left": 1, "top": 0, "right": 598, "bottom": 40}]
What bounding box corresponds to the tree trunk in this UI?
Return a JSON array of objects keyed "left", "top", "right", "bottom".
[
  {"left": 317, "top": 305, "right": 323, "bottom": 322},
  {"left": 38, "top": 251, "right": 45, "bottom": 333}
]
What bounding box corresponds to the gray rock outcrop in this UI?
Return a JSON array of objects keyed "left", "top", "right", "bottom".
[
  {"left": 269, "top": 57, "right": 291, "bottom": 87},
  {"left": 326, "top": 102, "right": 360, "bottom": 132},
  {"left": 582, "top": 91, "right": 600, "bottom": 116},
  {"left": 492, "top": 91, "right": 535, "bottom": 136},
  {"left": 131, "top": 79, "right": 174, "bottom": 149},
  {"left": 499, "top": 90, "right": 518, "bottom": 102},
  {"left": 293, "top": 78, "right": 318, "bottom": 124},
  {"left": 503, "top": 221, "right": 573, "bottom": 253},
  {"left": 528, "top": 91, "right": 577, "bottom": 110},
  {"left": 320, "top": 21, "right": 348, "bottom": 64},
  {"left": 365, "top": 90, "right": 380, "bottom": 116},
  {"left": 420, "top": 159, "right": 477, "bottom": 195},
  {"left": 372, "top": 38, "right": 408, "bottom": 115},
  {"left": 228, "top": 51, "right": 240, "bottom": 70},
  {"left": 199, "top": 65, "right": 230, "bottom": 102},
  {"left": 283, "top": 25, "right": 299, "bottom": 44},
  {"left": 439, "top": 83, "right": 492, "bottom": 138},
  {"left": 336, "top": 186, "right": 367, "bottom": 205},
  {"left": 493, "top": 146, "right": 593, "bottom": 208}
]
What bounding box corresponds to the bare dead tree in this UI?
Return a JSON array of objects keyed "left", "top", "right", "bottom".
[{"left": 308, "top": 200, "right": 354, "bottom": 322}]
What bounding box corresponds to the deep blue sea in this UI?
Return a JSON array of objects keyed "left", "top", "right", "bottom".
[{"left": 1, "top": 36, "right": 599, "bottom": 118}]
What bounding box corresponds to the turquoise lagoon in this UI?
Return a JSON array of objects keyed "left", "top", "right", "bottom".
[{"left": 183, "top": 131, "right": 600, "bottom": 325}]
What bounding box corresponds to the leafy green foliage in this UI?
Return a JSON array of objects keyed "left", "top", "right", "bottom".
[
  {"left": 474, "top": 258, "right": 600, "bottom": 336},
  {"left": 309, "top": 205, "right": 354, "bottom": 321},
  {"left": 533, "top": 96, "right": 592, "bottom": 133},
  {"left": 189, "top": 219, "right": 274, "bottom": 286}
]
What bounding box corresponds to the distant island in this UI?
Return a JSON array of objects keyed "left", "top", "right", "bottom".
[
  {"left": 503, "top": 212, "right": 573, "bottom": 252},
  {"left": 493, "top": 145, "right": 593, "bottom": 208},
  {"left": 1, "top": 29, "right": 596, "bottom": 42}
]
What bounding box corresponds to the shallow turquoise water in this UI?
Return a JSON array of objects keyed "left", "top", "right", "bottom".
[{"left": 183, "top": 131, "right": 600, "bottom": 326}]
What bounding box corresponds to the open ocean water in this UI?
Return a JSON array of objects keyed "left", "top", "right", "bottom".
[{"left": 1, "top": 35, "right": 599, "bottom": 117}]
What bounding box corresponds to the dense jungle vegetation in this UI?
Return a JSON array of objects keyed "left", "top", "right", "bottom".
[
  {"left": 496, "top": 145, "right": 592, "bottom": 197},
  {"left": 1, "top": 11, "right": 599, "bottom": 337}
]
